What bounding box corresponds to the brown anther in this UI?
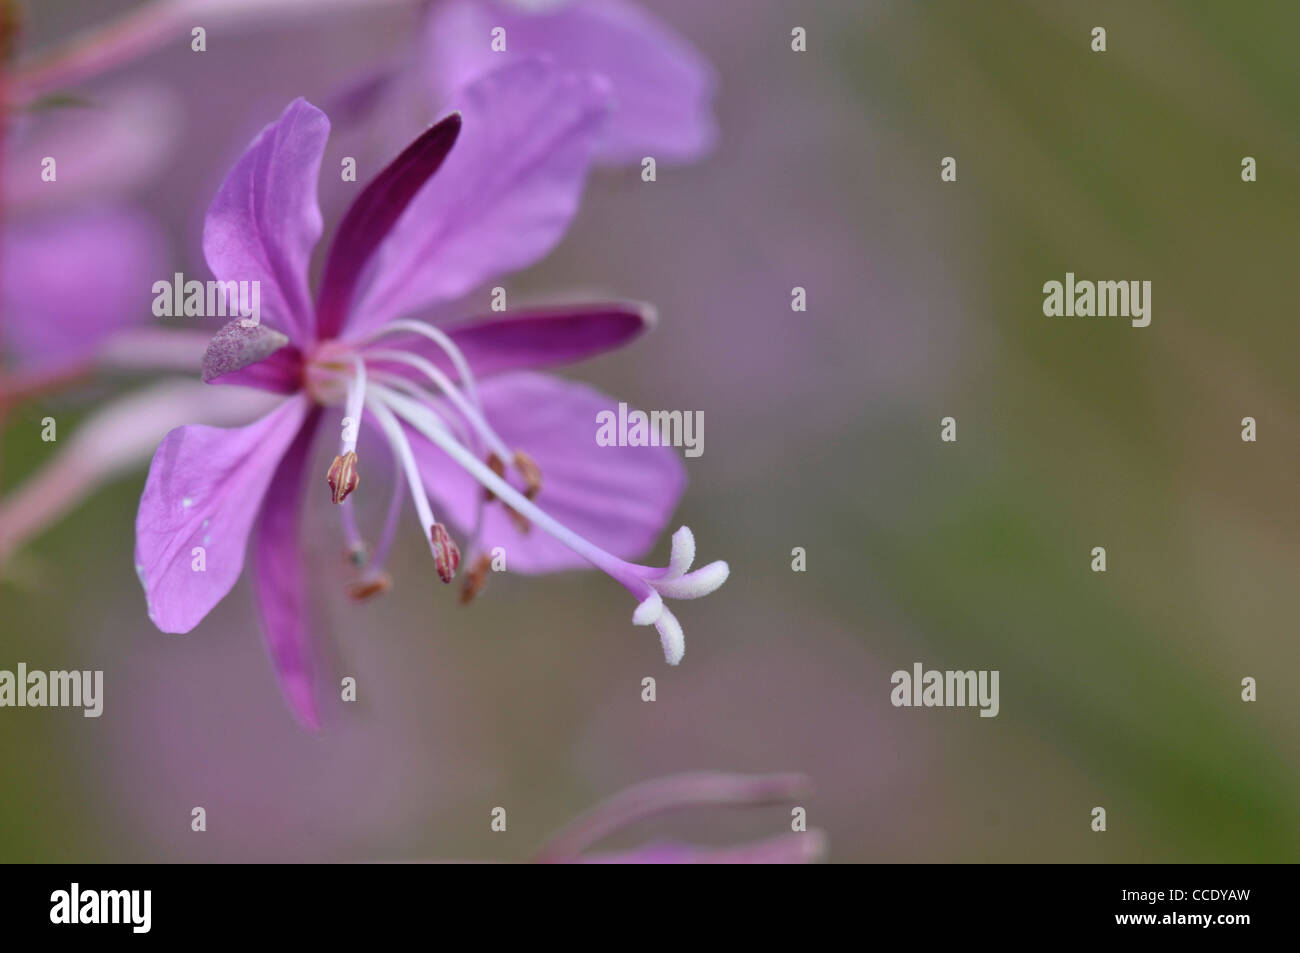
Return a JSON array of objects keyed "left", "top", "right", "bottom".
[
  {"left": 483, "top": 452, "right": 506, "bottom": 502},
  {"left": 346, "top": 572, "right": 392, "bottom": 602},
  {"left": 513, "top": 449, "right": 542, "bottom": 500},
  {"left": 505, "top": 506, "right": 532, "bottom": 534},
  {"left": 430, "top": 522, "right": 461, "bottom": 583},
  {"left": 327, "top": 451, "right": 360, "bottom": 504},
  {"left": 459, "top": 553, "right": 493, "bottom": 605}
]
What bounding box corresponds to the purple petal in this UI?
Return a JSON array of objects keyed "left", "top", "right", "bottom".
[
  {"left": 427, "top": 0, "right": 716, "bottom": 164},
  {"left": 1, "top": 207, "right": 162, "bottom": 374},
  {"left": 410, "top": 372, "right": 684, "bottom": 572},
  {"left": 251, "top": 407, "right": 324, "bottom": 730},
  {"left": 201, "top": 319, "right": 302, "bottom": 393},
  {"left": 134, "top": 395, "right": 312, "bottom": 633},
  {"left": 365, "top": 303, "right": 654, "bottom": 384},
  {"left": 315, "top": 112, "right": 462, "bottom": 339},
  {"left": 344, "top": 59, "right": 611, "bottom": 336},
  {"left": 202, "top": 98, "right": 328, "bottom": 345}
]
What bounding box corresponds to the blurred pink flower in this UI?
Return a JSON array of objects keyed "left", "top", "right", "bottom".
[
  {"left": 1, "top": 85, "right": 181, "bottom": 390},
  {"left": 425, "top": 0, "right": 717, "bottom": 164},
  {"left": 534, "top": 772, "right": 825, "bottom": 864},
  {"left": 2, "top": 207, "right": 162, "bottom": 379}
]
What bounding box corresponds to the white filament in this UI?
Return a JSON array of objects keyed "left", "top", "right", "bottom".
[
  {"left": 367, "top": 398, "right": 440, "bottom": 548},
  {"left": 365, "top": 348, "right": 511, "bottom": 462}
]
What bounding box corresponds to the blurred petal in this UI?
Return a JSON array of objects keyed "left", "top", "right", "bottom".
[
  {"left": 578, "top": 832, "right": 826, "bottom": 864},
  {"left": 534, "top": 772, "right": 814, "bottom": 863},
  {"left": 202, "top": 98, "right": 328, "bottom": 345},
  {"left": 96, "top": 328, "right": 214, "bottom": 374},
  {"left": 427, "top": 0, "right": 716, "bottom": 163},
  {"left": 316, "top": 113, "right": 462, "bottom": 338},
  {"left": 366, "top": 303, "right": 655, "bottom": 383},
  {"left": 134, "top": 395, "right": 312, "bottom": 633},
  {"left": 1, "top": 207, "right": 163, "bottom": 374},
  {"left": 320, "top": 63, "right": 404, "bottom": 128},
  {"left": 410, "top": 372, "right": 684, "bottom": 572},
  {"left": 3, "top": 86, "right": 183, "bottom": 212},
  {"left": 347, "top": 59, "right": 610, "bottom": 335},
  {"left": 251, "top": 407, "right": 324, "bottom": 729},
  {"left": 0, "top": 381, "right": 281, "bottom": 565}
]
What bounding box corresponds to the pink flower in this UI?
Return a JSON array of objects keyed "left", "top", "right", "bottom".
[
  {"left": 133, "top": 61, "right": 728, "bottom": 729},
  {"left": 425, "top": 0, "right": 717, "bottom": 164}
]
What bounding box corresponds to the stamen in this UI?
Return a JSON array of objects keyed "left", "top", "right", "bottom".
[
  {"left": 367, "top": 357, "right": 535, "bottom": 531},
  {"left": 368, "top": 370, "right": 473, "bottom": 448},
  {"left": 364, "top": 463, "right": 407, "bottom": 578},
  {"left": 484, "top": 450, "right": 531, "bottom": 533},
  {"left": 362, "top": 318, "right": 484, "bottom": 407},
  {"left": 347, "top": 572, "right": 392, "bottom": 602},
  {"left": 327, "top": 451, "right": 360, "bottom": 504},
  {"left": 504, "top": 504, "right": 532, "bottom": 535},
  {"left": 483, "top": 452, "right": 506, "bottom": 502},
  {"left": 326, "top": 354, "right": 367, "bottom": 505},
  {"left": 365, "top": 348, "right": 511, "bottom": 462},
  {"left": 370, "top": 383, "right": 729, "bottom": 661},
  {"left": 462, "top": 471, "right": 490, "bottom": 581},
  {"left": 376, "top": 384, "right": 640, "bottom": 581},
  {"left": 513, "top": 449, "right": 542, "bottom": 500},
  {"left": 460, "top": 553, "right": 492, "bottom": 605},
  {"left": 430, "top": 523, "right": 461, "bottom": 584},
  {"left": 343, "top": 466, "right": 404, "bottom": 602},
  {"left": 367, "top": 398, "right": 454, "bottom": 578},
  {"left": 339, "top": 498, "right": 367, "bottom": 565},
  {"left": 340, "top": 354, "right": 367, "bottom": 455},
  {"left": 364, "top": 324, "right": 546, "bottom": 527}
]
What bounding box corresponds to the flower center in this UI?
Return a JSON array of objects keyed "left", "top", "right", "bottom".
[
  {"left": 311, "top": 317, "right": 729, "bottom": 664},
  {"left": 303, "top": 340, "right": 357, "bottom": 405}
]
